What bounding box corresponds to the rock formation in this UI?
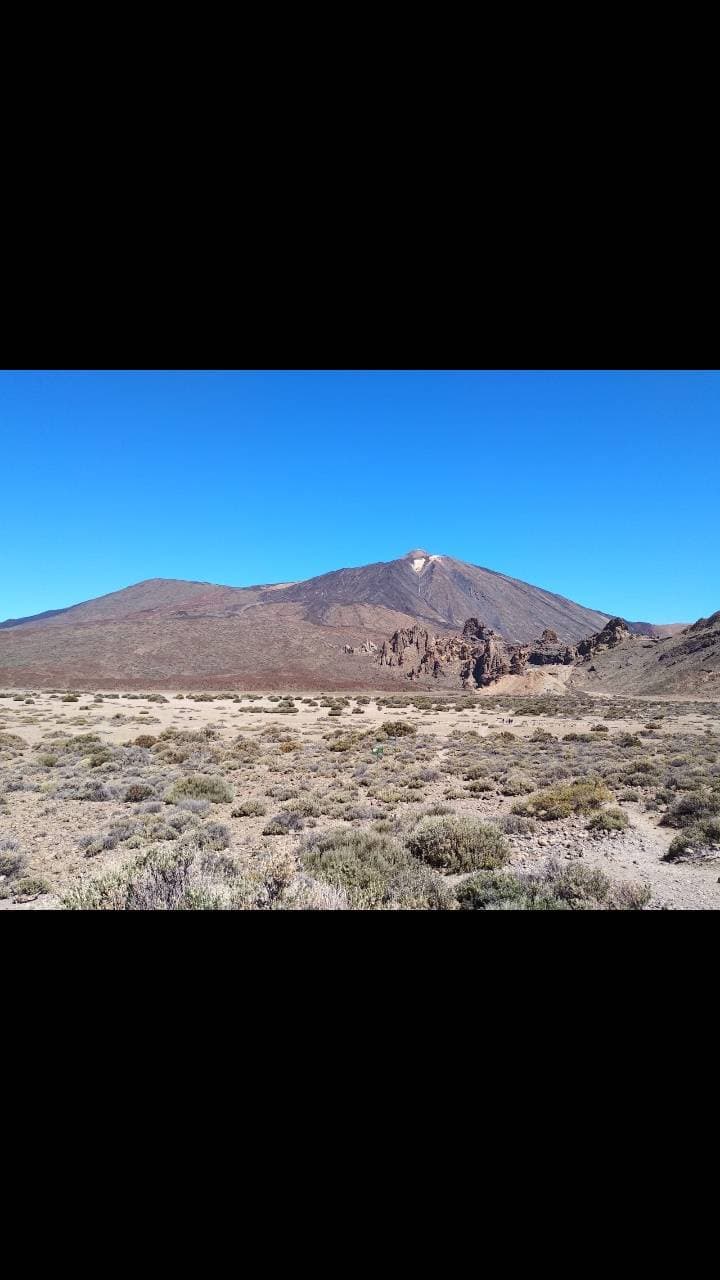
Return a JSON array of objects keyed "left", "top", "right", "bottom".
[
  {"left": 576, "top": 616, "right": 629, "bottom": 658},
  {"left": 370, "top": 615, "right": 632, "bottom": 688}
]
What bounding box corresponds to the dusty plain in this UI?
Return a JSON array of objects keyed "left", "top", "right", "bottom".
[{"left": 1, "top": 683, "right": 719, "bottom": 910}]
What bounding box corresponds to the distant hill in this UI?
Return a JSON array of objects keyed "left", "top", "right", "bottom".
[
  {"left": 571, "top": 611, "right": 720, "bottom": 696},
  {"left": 0, "top": 549, "right": 687, "bottom": 689}
]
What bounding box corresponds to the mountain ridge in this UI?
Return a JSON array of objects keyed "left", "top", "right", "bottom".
[{"left": 0, "top": 550, "right": 691, "bottom": 689}]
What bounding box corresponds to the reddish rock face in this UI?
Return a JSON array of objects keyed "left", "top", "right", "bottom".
[
  {"left": 376, "top": 618, "right": 581, "bottom": 687},
  {"left": 369, "top": 610, "right": 643, "bottom": 688}
]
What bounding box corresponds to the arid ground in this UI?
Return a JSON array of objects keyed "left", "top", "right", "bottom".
[{"left": 2, "top": 684, "right": 719, "bottom": 910}]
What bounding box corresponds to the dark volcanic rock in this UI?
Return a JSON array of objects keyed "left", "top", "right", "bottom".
[
  {"left": 527, "top": 630, "right": 577, "bottom": 666},
  {"left": 375, "top": 613, "right": 646, "bottom": 690},
  {"left": 577, "top": 616, "right": 630, "bottom": 658}
]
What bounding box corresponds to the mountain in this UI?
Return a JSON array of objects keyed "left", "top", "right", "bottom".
[
  {"left": 0, "top": 549, "right": 684, "bottom": 690},
  {"left": 270, "top": 549, "right": 613, "bottom": 640}
]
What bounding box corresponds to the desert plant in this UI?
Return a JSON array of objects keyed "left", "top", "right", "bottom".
[
  {"left": 376, "top": 721, "right": 416, "bottom": 738},
  {"left": 586, "top": 807, "right": 630, "bottom": 833},
  {"left": 165, "top": 775, "right": 233, "bottom": 805},
  {"left": 302, "top": 827, "right": 451, "bottom": 909},
  {"left": 124, "top": 783, "right": 154, "bottom": 803},
  {"left": 456, "top": 860, "right": 650, "bottom": 911},
  {"left": 660, "top": 789, "right": 720, "bottom": 828},
  {"left": 0, "top": 840, "right": 25, "bottom": 879},
  {"left": 664, "top": 817, "right": 720, "bottom": 861},
  {"left": 512, "top": 778, "right": 611, "bottom": 821},
  {"left": 406, "top": 815, "right": 509, "bottom": 872},
  {"left": 231, "top": 800, "right": 267, "bottom": 818},
  {"left": 0, "top": 875, "right": 51, "bottom": 899}
]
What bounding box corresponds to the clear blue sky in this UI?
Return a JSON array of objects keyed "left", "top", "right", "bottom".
[{"left": 1, "top": 370, "right": 718, "bottom": 623}]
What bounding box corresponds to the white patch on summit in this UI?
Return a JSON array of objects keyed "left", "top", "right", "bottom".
[{"left": 411, "top": 558, "right": 427, "bottom": 573}]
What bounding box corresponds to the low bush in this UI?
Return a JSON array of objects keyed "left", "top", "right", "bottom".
[
  {"left": 406, "top": 815, "right": 509, "bottom": 872},
  {"left": 492, "top": 813, "right": 537, "bottom": 835},
  {"left": 376, "top": 721, "right": 416, "bottom": 738},
  {"left": 586, "top": 807, "right": 629, "bottom": 833},
  {"left": 660, "top": 789, "right": 720, "bottom": 828},
  {"left": 512, "top": 778, "right": 611, "bottom": 821},
  {"left": 0, "top": 840, "right": 25, "bottom": 879},
  {"left": 124, "top": 783, "right": 154, "bottom": 803},
  {"left": 664, "top": 817, "right": 720, "bottom": 861},
  {"left": 231, "top": 800, "right": 266, "bottom": 818},
  {"left": 499, "top": 772, "right": 534, "bottom": 796},
  {"left": 165, "top": 775, "right": 233, "bottom": 805},
  {"left": 456, "top": 860, "right": 650, "bottom": 911},
  {"left": 262, "top": 812, "right": 305, "bottom": 835},
  {"left": 1, "top": 875, "right": 51, "bottom": 899},
  {"left": 63, "top": 843, "right": 297, "bottom": 910},
  {"left": 302, "top": 827, "right": 452, "bottom": 909}
]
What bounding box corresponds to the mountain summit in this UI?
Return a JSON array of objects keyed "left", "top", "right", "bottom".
[{"left": 271, "top": 550, "right": 610, "bottom": 639}]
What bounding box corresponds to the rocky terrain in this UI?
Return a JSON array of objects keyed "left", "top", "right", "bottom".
[
  {"left": 573, "top": 610, "right": 720, "bottom": 697},
  {"left": 1, "top": 684, "right": 718, "bottom": 911},
  {"left": 377, "top": 619, "right": 579, "bottom": 687},
  {"left": 372, "top": 611, "right": 720, "bottom": 699},
  {"left": 0, "top": 550, "right": 683, "bottom": 691}
]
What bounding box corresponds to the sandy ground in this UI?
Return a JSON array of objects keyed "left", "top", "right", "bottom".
[{"left": 1, "top": 687, "right": 719, "bottom": 910}]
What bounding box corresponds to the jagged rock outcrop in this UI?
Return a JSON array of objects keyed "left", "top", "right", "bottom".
[
  {"left": 527, "top": 628, "right": 577, "bottom": 666},
  {"left": 371, "top": 614, "right": 628, "bottom": 689},
  {"left": 577, "top": 616, "right": 630, "bottom": 659},
  {"left": 470, "top": 630, "right": 514, "bottom": 687}
]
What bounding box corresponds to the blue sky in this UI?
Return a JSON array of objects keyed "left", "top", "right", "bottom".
[{"left": 1, "top": 370, "right": 718, "bottom": 623}]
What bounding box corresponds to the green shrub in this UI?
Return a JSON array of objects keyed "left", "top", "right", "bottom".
[
  {"left": 231, "top": 800, "right": 267, "bottom": 818},
  {"left": 165, "top": 775, "right": 233, "bottom": 805},
  {"left": 586, "top": 807, "right": 629, "bottom": 833},
  {"left": 513, "top": 778, "right": 611, "bottom": 821},
  {"left": 376, "top": 721, "right": 416, "bottom": 738},
  {"left": 406, "top": 815, "right": 510, "bottom": 872},
  {"left": 0, "top": 875, "right": 52, "bottom": 899},
  {"left": 302, "top": 827, "right": 452, "bottom": 909},
  {"left": 499, "top": 772, "right": 534, "bottom": 796},
  {"left": 665, "top": 817, "right": 720, "bottom": 861},
  {"left": 464, "top": 765, "right": 489, "bottom": 781},
  {"left": 456, "top": 860, "right": 650, "bottom": 911},
  {"left": 493, "top": 813, "right": 537, "bottom": 835},
  {"left": 262, "top": 813, "right": 305, "bottom": 835},
  {"left": 660, "top": 789, "right": 720, "bottom": 828}
]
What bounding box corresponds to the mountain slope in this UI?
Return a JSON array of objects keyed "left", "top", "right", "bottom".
[
  {"left": 0, "top": 550, "right": 684, "bottom": 689},
  {"left": 571, "top": 611, "right": 720, "bottom": 696},
  {"left": 259, "top": 550, "right": 613, "bottom": 641}
]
